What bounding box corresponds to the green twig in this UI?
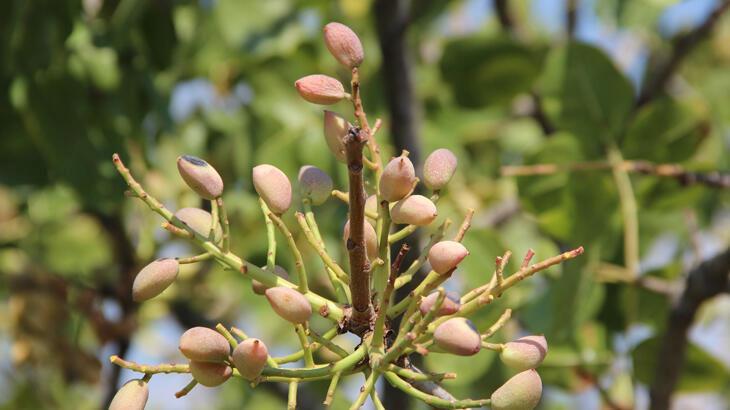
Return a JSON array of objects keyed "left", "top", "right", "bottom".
[
  {"left": 383, "top": 372, "right": 491, "bottom": 409},
  {"left": 259, "top": 198, "right": 277, "bottom": 271},
  {"left": 266, "top": 211, "right": 309, "bottom": 293}
]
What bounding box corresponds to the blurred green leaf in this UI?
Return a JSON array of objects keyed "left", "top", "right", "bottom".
[
  {"left": 540, "top": 42, "right": 634, "bottom": 157},
  {"left": 633, "top": 337, "right": 730, "bottom": 392},
  {"left": 440, "top": 36, "right": 544, "bottom": 108}
]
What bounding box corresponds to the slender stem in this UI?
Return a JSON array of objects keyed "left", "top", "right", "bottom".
[
  {"left": 371, "top": 389, "right": 386, "bottom": 410},
  {"left": 309, "top": 330, "right": 349, "bottom": 359},
  {"left": 262, "top": 345, "right": 367, "bottom": 379},
  {"left": 176, "top": 252, "right": 212, "bottom": 264},
  {"left": 273, "top": 327, "right": 339, "bottom": 364},
  {"left": 387, "top": 365, "right": 455, "bottom": 382},
  {"left": 372, "top": 244, "right": 407, "bottom": 357},
  {"left": 350, "top": 371, "right": 379, "bottom": 410},
  {"left": 608, "top": 145, "right": 639, "bottom": 279},
  {"left": 295, "top": 212, "right": 349, "bottom": 283},
  {"left": 332, "top": 190, "right": 379, "bottom": 218},
  {"left": 384, "top": 372, "right": 491, "bottom": 408},
  {"left": 288, "top": 381, "right": 298, "bottom": 410},
  {"left": 174, "top": 379, "right": 198, "bottom": 398},
  {"left": 301, "top": 203, "right": 351, "bottom": 302},
  {"left": 481, "top": 309, "right": 512, "bottom": 339},
  {"left": 210, "top": 198, "right": 219, "bottom": 241},
  {"left": 215, "top": 323, "right": 238, "bottom": 349},
  {"left": 372, "top": 200, "right": 392, "bottom": 304},
  {"left": 110, "top": 355, "right": 190, "bottom": 374},
  {"left": 295, "top": 324, "right": 315, "bottom": 368},
  {"left": 216, "top": 197, "right": 230, "bottom": 252},
  {"left": 267, "top": 211, "right": 309, "bottom": 293},
  {"left": 324, "top": 372, "right": 342, "bottom": 407},
  {"left": 260, "top": 198, "right": 277, "bottom": 271},
  {"left": 481, "top": 342, "right": 505, "bottom": 351},
  {"left": 432, "top": 247, "right": 585, "bottom": 331},
  {"left": 344, "top": 127, "right": 374, "bottom": 330},
  {"left": 382, "top": 289, "right": 445, "bottom": 366},
  {"left": 453, "top": 208, "right": 475, "bottom": 242}
]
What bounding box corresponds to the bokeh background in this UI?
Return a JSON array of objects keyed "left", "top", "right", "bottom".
[{"left": 1, "top": 0, "right": 729, "bottom": 409}]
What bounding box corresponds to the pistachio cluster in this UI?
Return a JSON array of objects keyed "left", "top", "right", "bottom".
[{"left": 109, "top": 21, "right": 583, "bottom": 410}]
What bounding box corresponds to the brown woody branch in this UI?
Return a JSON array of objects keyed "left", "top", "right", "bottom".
[
  {"left": 344, "top": 126, "right": 374, "bottom": 333},
  {"left": 649, "top": 247, "right": 730, "bottom": 410}
]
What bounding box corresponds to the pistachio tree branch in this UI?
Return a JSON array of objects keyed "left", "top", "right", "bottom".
[
  {"left": 112, "top": 153, "right": 343, "bottom": 322},
  {"left": 344, "top": 127, "right": 375, "bottom": 331},
  {"left": 649, "top": 247, "right": 730, "bottom": 410},
  {"left": 637, "top": 1, "right": 730, "bottom": 107}
]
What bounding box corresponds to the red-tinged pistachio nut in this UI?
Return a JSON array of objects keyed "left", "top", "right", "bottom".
[
  {"left": 295, "top": 75, "right": 346, "bottom": 105},
  {"left": 323, "top": 22, "right": 364, "bottom": 68},
  {"left": 253, "top": 164, "right": 292, "bottom": 214},
  {"left": 323, "top": 111, "right": 349, "bottom": 162},
  {"left": 419, "top": 291, "right": 461, "bottom": 316},
  {"left": 433, "top": 317, "right": 481, "bottom": 356},
  {"left": 428, "top": 241, "right": 469, "bottom": 274},
  {"left": 490, "top": 369, "right": 543, "bottom": 410},
  {"left": 391, "top": 195, "right": 437, "bottom": 226},
  {"left": 264, "top": 287, "right": 312, "bottom": 324},
  {"left": 252, "top": 265, "right": 289, "bottom": 295},
  {"left": 231, "top": 338, "right": 269, "bottom": 380},
  {"left": 298, "top": 165, "right": 333, "bottom": 205},
  {"left": 380, "top": 155, "right": 416, "bottom": 202},
  {"left": 174, "top": 207, "right": 222, "bottom": 242},
  {"left": 500, "top": 335, "right": 548, "bottom": 372},
  {"left": 179, "top": 327, "right": 230, "bottom": 362},
  {"left": 132, "top": 258, "right": 179, "bottom": 302},
  {"left": 109, "top": 379, "right": 148, "bottom": 410},
  {"left": 176, "top": 155, "right": 224, "bottom": 199},
  {"left": 189, "top": 361, "right": 232, "bottom": 387},
  {"left": 343, "top": 219, "right": 378, "bottom": 260},
  {"left": 423, "top": 149, "right": 457, "bottom": 190}
]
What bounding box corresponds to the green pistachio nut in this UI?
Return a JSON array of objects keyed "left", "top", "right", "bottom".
[
  {"left": 173, "top": 207, "right": 222, "bottom": 242},
  {"left": 232, "top": 338, "right": 269, "bottom": 381},
  {"left": 179, "top": 327, "right": 230, "bottom": 363},
  {"left": 323, "top": 22, "right": 364, "bottom": 68},
  {"left": 428, "top": 240, "right": 469, "bottom": 274},
  {"left": 132, "top": 258, "right": 179, "bottom": 302},
  {"left": 295, "top": 75, "right": 346, "bottom": 105},
  {"left": 423, "top": 148, "right": 457, "bottom": 190},
  {"left": 176, "top": 155, "right": 224, "bottom": 200},
  {"left": 298, "top": 165, "right": 333, "bottom": 205},
  {"left": 490, "top": 369, "right": 543, "bottom": 410},
  {"left": 433, "top": 317, "right": 481, "bottom": 356},
  {"left": 500, "top": 335, "right": 548, "bottom": 372},
  {"left": 253, "top": 164, "right": 292, "bottom": 214},
  {"left": 419, "top": 291, "right": 461, "bottom": 316},
  {"left": 109, "top": 379, "right": 148, "bottom": 410},
  {"left": 391, "top": 195, "right": 437, "bottom": 226},
  {"left": 264, "top": 287, "right": 312, "bottom": 324},
  {"left": 189, "top": 361, "right": 232, "bottom": 387},
  {"left": 380, "top": 155, "right": 416, "bottom": 202}
]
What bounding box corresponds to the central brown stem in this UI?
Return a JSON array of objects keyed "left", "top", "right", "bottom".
[{"left": 344, "top": 126, "right": 374, "bottom": 333}]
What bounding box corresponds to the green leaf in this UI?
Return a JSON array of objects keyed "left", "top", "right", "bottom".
[
  {"left": 540, "top": 42, "right": 635, "bottom": 157},
  {"left": 633, "top": 337, "right": 730, "bottom": 391},
  {"left": 622, "top": 98, "right": 703, "bottom": 162},
  {"left": 440, "top": 36, "right": 544, "bottom": 108}
]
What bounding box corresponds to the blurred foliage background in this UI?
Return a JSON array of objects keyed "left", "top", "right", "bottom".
[{"left": 1, "top": 0, "right": 729, "bottom": 409}]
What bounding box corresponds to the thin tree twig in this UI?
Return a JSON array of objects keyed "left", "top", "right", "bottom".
[{"left": 637, "top": 1, "right": 730, "bottom": 107}]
